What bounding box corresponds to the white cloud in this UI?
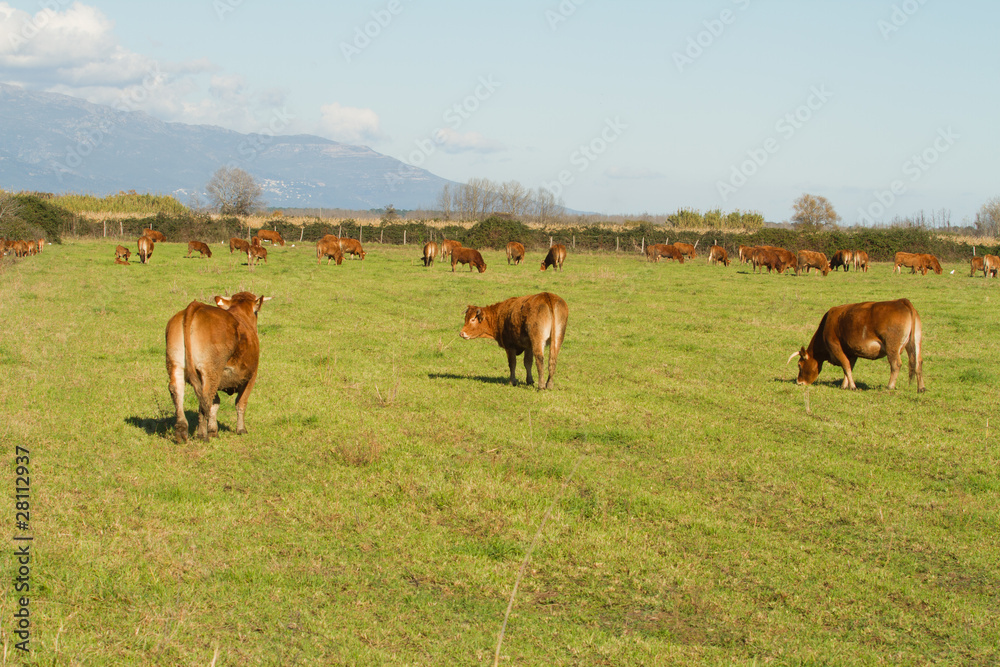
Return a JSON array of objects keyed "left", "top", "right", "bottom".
[
  {"left": 318, "top": 102, "right": 382, "bottom": 144},
  {"left": 432, "top": 128, "right": 504, "bottom": 154}
]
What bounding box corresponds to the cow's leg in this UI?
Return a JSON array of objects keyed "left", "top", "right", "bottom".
[
  {"left": 833, "top": 351, "right": 857, "bottom": 389},
  {"left": 208, "top": 394, "right": 221, "bottom": 437},
  {"left": 507, "top": 349, "right": 520, "bottom": 386},
  {"left": 886, "top": 348, "right": 903, "bottom": 390},
  {"left": 233, "top": 375, "right": 257, "bottom": 435},
  {"left": 531, "top": 339, "right": 548, "bottom": 390},
  {"left": 523, "top": 347, "right": 537, "bottom": 387},
  {"left": 168, "top": 366, "right": 187, "bottom": 443},
  {"left": 195, "top": 373, "right": 219, "bottom": 440}
]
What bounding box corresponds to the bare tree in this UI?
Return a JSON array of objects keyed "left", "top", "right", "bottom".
[
  {"left": 0, "top": 190, "right": 21, "bottom": 222},
  {"left": 791, "top": 193, "right": 840, "bottom": 231},
  {"left": 532, "top": 187, "right": 563, "bottom": 223},
  {"left": 206, "top": 166, "right": 265, "bottom": 217},
  {"left": 436, "top": 184, "right": 452, "bottom": 220},
  {"left": 974, "top": 197, "right": 1000, "bottom": 237}
]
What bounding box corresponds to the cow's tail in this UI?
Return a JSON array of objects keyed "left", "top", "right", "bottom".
[
  {"left": 906, "top": 300, "right": 922, "bottom": 383},
  {"left": 182, "top": 302, "right": 204, "bottom": 397},
  {"left": 547, "top": 294, "right": 568, "bottom": 379}
]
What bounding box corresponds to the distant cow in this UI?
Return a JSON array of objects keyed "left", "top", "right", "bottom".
[
  {"left": 251, "top": 236, "right": 262, "bottom": 247},
  {"left": 830, "top": 250, "right": 853, "bottom": 272},
  {"left": 459, "top": 292, "right": 568, "bottom": 390},
  {"left": 541, "top": 244, "right": 567, "bottom": 271},
  {"left": 790, "top": 298, "right": 924, "bottom": 392},
  {"left": 751, "top": 247, "right": 786, "bottom": 274},
  {"left": 256, "top": 229, "right": 285, "bottom": 246},
  {"left": 647, "top": 243, "right": 684, "bottom": 263},
  {"left": 317, "top": 236, "right": 344, "bottom": 265},
  {"left": 853, "top": 250, "right": 869, "bottom": 273},
  {"left": 506, "top": 241, "right": 525, "bottom": 265},
  {"left": 187, "top": 241, "right": 212, "bottom": 258},
  {"left": 970, "top": 256, "right": 985, "bottom": 277},
  {"left": 440, "top": 239, "right": 462, "bottom": 260},
  {"left": 708, "top": 245, "right": 730, "bottom": 266},
  {"left": 165, "top": 292, "right": 270, "bottom": 443},
  {"left": 137, "top": 236, "right": 154, "bottom": 264},
  {"left": 142, "top": 229, "right": 166, "bottom": 243},
  {"left": 452, "top": 247, "right": 486, "bottom": 273},
  {"left": 673, "top": 242, "right": 697, "bottom": 259},
  {"left": 738, "top": 245, "right": 752, "bottom": 264},
  {"left": 422, "top": 241, "right": 438, "bottom": 267},
  {"left": 895, "top": 252, "right": 941, "bottom": 275},
  {"left": 338, "top": 238, "right": 366, "bottom": 260},
  {"left": 114, "top": 256, "right": 130, "bottom": 266},
  {"left": 115, "top": 245, "right": 132, "bottom": 262},
  {"left": 35, "top": 239, "right": 44, "bottom": 253},
  {"left": 230, "top": 238, "right": 251, "bottom": 255},
  {"left": 769, "top": 246, "right": 797, "bottom": 273},
  {"left": 249, "top": 245, "right": 268, "bottom": 265},
  {"left": 797, "top": 250, "right": 830, "bottom": 276},
  {"left": 984, "top": 254, "right": 1000, "bottom": 278}
]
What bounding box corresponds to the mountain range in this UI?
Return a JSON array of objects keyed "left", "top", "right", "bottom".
[{"left": 0, "top": 83, "right": 454, "bottom": 209}]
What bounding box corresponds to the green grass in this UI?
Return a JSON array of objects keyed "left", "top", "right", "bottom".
[{"left": 1, "top": 240, "right": 998, "bottom": 665}]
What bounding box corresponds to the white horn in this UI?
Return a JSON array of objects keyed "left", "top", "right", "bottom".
[{"left": 787, "top": 351, "right": 801, "bottom": 365}]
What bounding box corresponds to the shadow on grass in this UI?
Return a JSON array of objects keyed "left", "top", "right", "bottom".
[
  {"left": 125, "top": 412, "right": 233, "bottom": 439},
  {"left": 428, "top": 372, "right": 513, "bottom": 386},
  {"left": 777, "top": 377, "right": 872, "bottom": 390}
]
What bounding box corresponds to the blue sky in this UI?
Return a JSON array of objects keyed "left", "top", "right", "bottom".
[{"left": 0, "top": 0, "right": 996, "bottom": 222}]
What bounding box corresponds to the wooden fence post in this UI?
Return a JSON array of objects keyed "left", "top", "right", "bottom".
[{"left": 404, "top": 230, "right": 407, "bottom": 245}]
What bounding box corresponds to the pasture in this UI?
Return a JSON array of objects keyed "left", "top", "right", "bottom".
[{"left": 1, "top": 239, "right": 998, "bottom": 665}]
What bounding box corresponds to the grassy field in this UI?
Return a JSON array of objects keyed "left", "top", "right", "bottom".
[{"left": 1, "top": 239, "right": 998, "bottom": 665}]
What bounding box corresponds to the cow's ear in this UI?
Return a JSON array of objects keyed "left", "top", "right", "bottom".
[
  {"left": 799, "top": 347, "right": 807, "bottom": 358},
  {"left": 476, "top": 307, "right": 483, "bottom": 320},
  {"left": 215, "top": 296, "right": 230, "bottom": 310}
]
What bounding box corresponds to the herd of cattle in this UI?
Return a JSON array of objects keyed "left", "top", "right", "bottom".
[{"left": 1, "top": 237, "right": 44, "bottom": 258}]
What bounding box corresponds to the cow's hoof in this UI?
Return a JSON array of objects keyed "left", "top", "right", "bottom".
[
  {"left": 174, "top": 421, "right": 188, "bottom": 443},
  {"left": 236, "top": 427, "right": 248, "bottom": 435},
  {"left": 545, "top": 381, "right": 555, "bottom": 390}
]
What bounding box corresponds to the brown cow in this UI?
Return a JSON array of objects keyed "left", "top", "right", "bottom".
[
  {"left": 766, "top": 246, "right": 797, "bottom": 273},
  {"left": 790, "top": 298, "right": 924, "bottom": 392},
  {"left": 230, "top": 238, "right": 251, "bottom": 254},
  {"left": 338, "top": 238, "right": 366, "bottom": 260},
  {"left": 187, "top": 241, "right": 213, "bottom": 258},
  {"left": 707, "top": 245, "right": 730, "bottom": 266},
  {"left": 460, "top": 292, "right": 568, "bottom": 390},
  {"left": 830, "top": 249, "right": 853, "bottom": 272},
  {"left": 249, "top": 244, "right": 268, "bottom": 265},
  {"left": 895, "top": 252, "right": 941, "bottom": 275},
  {"left": 142, "top": 229, "right": 166, "bottom": 243},
  {"left": 35, "top": 238, "right": 44, "bottom": 253},
  {"left": 853, "top": 250, "right": 869, "bottom": 273},
  {"left": 165, "top": 292, "right": 270, "bottom": 442},
  {"left": 137, "top": 236, "right": 154, "bottom": 264},
  {"left": 506, "top": 241, "right": 525, "bottom": 265},
  {"left": 751, "top": 247, "right": 785, "bottom": 274},
  {"left": 647, "top": 243, "right": 684, "bottom": 263},
  {"left": 673, "top": 242, "right": 697, "bottom": 259},
  {"left": 984, "top": 254, "right": 1000, "bottom": 278},
  {"left": 13, "top": 240, "right": 30, "bottom": 257},
  {"left": 256, "top": 229, "right": 285, "bottom": 246},
  {"left": 452, "top": 247, "right": 486, "bottom": 273},
  {"left": 114, "top": 256, "right": 130, "bottom": 266},
  {"left": 251, "top": 235, "right": 262, "bottom": 247},
  {"left": 316, "top": 236, "right": 344, "bottom": 265},
  {"left": 115, "top": 245, "right": 132, "bottom": 262},
  {"left": 541, "top": 244, "right": 567, "bottom": 271},
  {"left": 440, "top": 239, "right": 462, "bottom": 260},
  {"left": 422, "top": 241, "right": 438, "bottom": 267},
  {"left": 738, "top": 245, "right": 752, "bottom": 264},
  {"left": 970, "top": 256, "right": 985, "bottom": 277},
  {"left": 797, "top": 250, "right": 830, "bottom": 276}
]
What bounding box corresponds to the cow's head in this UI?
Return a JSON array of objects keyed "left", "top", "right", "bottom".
[
  {"left": 931, "top": 258, "right": 942, "bottom": 274},
  {"left": 540, "top": 261, "right": 548, "bottom": 271},
  {"left": 216, "top": 293, "right": 270, "bottom": 324},
  {"left": 460, "top": 306, "right": 492, "bottom": 340},
  {"left": 789, "top": 347, "right": 821, "bottom": 385}
]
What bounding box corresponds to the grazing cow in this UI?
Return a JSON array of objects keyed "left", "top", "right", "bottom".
[
  {"left": 142, "top": 229, "right": 166, "bottom": 243},
  {"left": 853, "top": 250, "right": 869, "bottom": 273},
  {"left": 762, "top": 246, "right": 797, "bottom": 273},
  {"left": 13, "top": 240, "right": 30, "bottom": 257},
  {"left": 673, "top": 241, "right": 697, "bottom": 259},
  {"left": 35, "top": 239, "right": 44, "bottom": 253},
  {"left": 790, "top": 298, "right": 924, "bottom": 392},
  {"left": 451, "top": 247, "right": 486, "bottom": 273},
  {"left": 984, "top": 254, "right": 1000, "bottom": 278},
  {"left": 970, "top": 256, "right": 985, "bottom": 277},
  {"left": 251, "top": 235, "right": 262, "bottom": 247},
  {"left": 338, "top": 238, "right": 366, "bottom": 260},
  {"left": 137, "top": 236, "right": 154, "bottom": 264},
  {"left": 230, "top": 238, "right": 251, "bottom": 254},
  {"left": 187, "top": 241, "right": 212, "bottom": 258},
  {"left": 797, "top": 250, "right": 830, "bottom": 276},
  {"left": 830, "top": 250, "right": 853, "bottom": 272},
  {"left": 459, "top": 292, "right": 568, "bottom": 390},
  {"left": 115, "top": 245, "right": 132, "bottom": 262},
  {"left": 647, "top": 243, "right": 684, "bottom": 263},
  {"left": 422, "top": 241, "right": 438, "bottom": 267},
  {"left": 249, "top": 244, "right": 268, "bottom": 265},
  {"left": 440, "top": 239, "right": 462, "bottom": 260},
  {"left": 707, "top": 245, "right": 730, "bottom": 266},
  {"left": 738, "top": 245, "right": 753, "bottom": 264},
  {"left": 256, "top": 229, "right": 285, "bottom": 246},
  {"left": 541, "top": 244, "right": 567, "bottom": 271},
  {"left": 316, "top": 236, "right": 344, "bottom": 265},
  {"left": 751, "top": 247, "right": 786, "bottom": 274},
  {"left": 506, "top": 241, "right": 525, "bottom": 265},
  {"left": 895, "top": 252, "right": 941, "bottom": 275},
  {"left": 165, "top": 292, "right": 270, "bottom": 443}
]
